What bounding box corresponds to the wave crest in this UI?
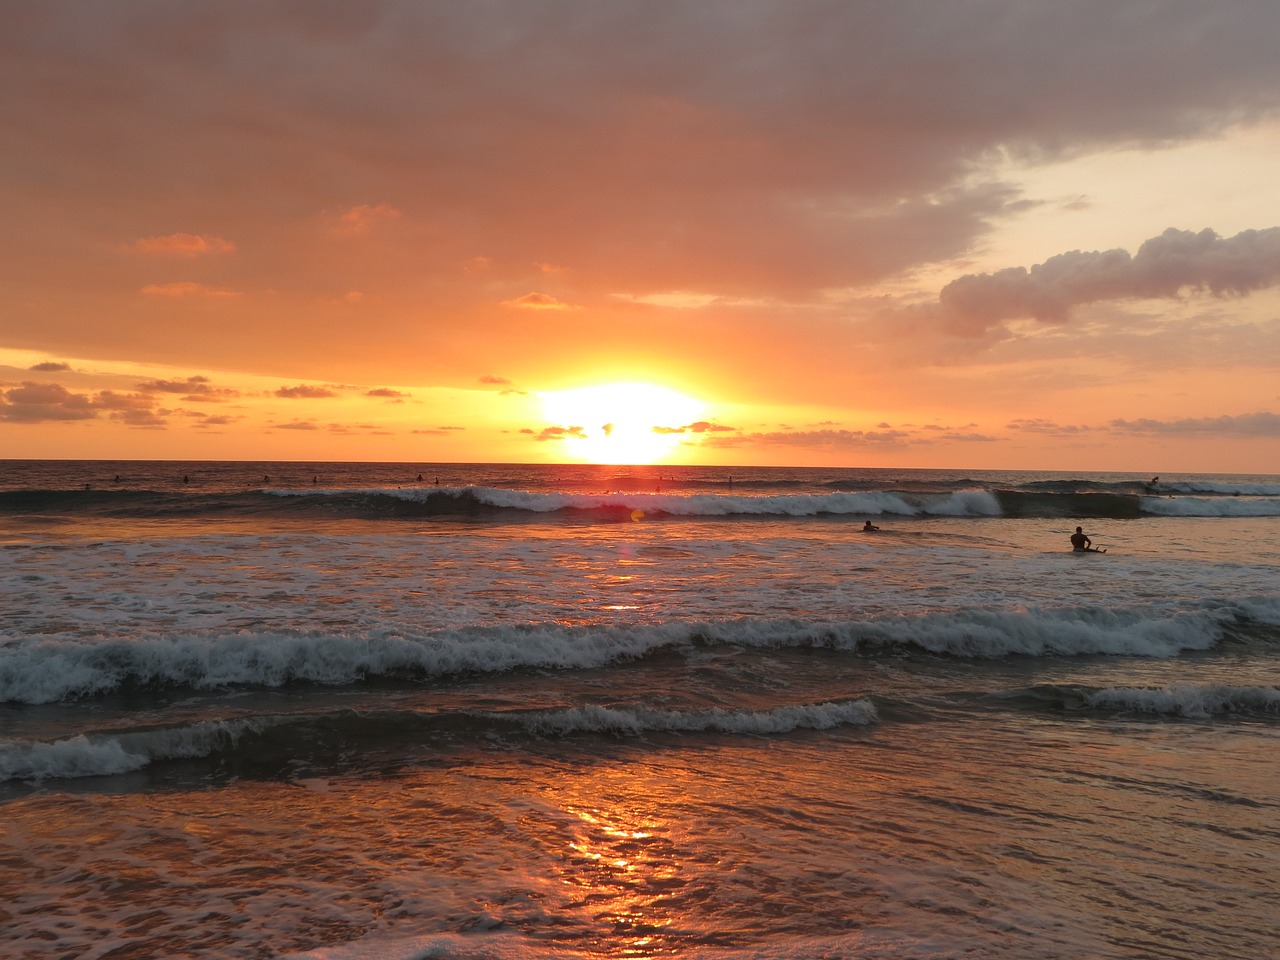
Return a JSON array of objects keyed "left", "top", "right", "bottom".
[{"left": 1086, "top": 684, "right": 1280, "bottom": 718}]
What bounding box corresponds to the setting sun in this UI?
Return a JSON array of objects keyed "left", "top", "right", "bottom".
[{"left": 538, "top": 382, "right": 706, "bottom": 464}]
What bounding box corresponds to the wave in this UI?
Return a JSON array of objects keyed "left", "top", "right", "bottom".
[
  {"left": 1138, "top": 495, "right": 1280, "bottom": 517},
  {"left": 1084, "top": 683, "right": 1280, "bottom": 719},
  {"left": 5, "top": 482, "right": 1278, "bottom": 523},
  {"left": 453, "top": 486, "right": 1006, "bottom": 518},
  {"left": 5, "top": 600, "right": 1276, "bottom": 705},
  {"left": 0, "top": 718, "right": 264, "bottom": 782},
  {"left": 510, "top": 700, "right": 877, "bottom": 736},
  {"left": 0, "top": 699, "right": 877, "bottom": 782},
  {"left": 1147, "top": 480, "right": 1280, "bottom": 496}
]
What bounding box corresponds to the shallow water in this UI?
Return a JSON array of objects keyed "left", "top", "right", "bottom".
[{"left": 2, "top": 462, "right": 1278, "bottom": 958}]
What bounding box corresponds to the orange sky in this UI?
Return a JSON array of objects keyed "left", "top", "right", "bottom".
[{"left": 3, "top": 2, "right": 1280, "bottom": 473}]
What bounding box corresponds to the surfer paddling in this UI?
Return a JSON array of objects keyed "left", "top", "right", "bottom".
[{"left": 1070, "top": 526, "right": 1106, "bottom": 553}]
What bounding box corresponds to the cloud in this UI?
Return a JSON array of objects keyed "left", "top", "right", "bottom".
[
  {"left": 10, "top": 5, "right": 1280, "bottom": 323},
  {"left": 702, "top": 427, "right": 913, "bottom": 450},
  {"left": 652, "top": 420, "right": 737, "bottom": 435},
  {"left": 94, "top": 390, "right": 157, "bottom": 412},
  {"left": 939, "top": 227, "right": 1280, "bottom": 332},
  {"left": 0, "top": 381, "right": 165, "bottom": 425},
  {"left": 367, "top": 387, "right": 410, "bottom": 399},
  {"left": 482, "top": 375, "right": 529, "bottom": 396},
  {"left": 29, "top": 361, "right": 72, "bottom": 372},
  {"left": 533, "top": 425, "right": 588, "bottom": 441},
  {"left": 501, "top": 292, "right": 577, "bottom": 310},
  {"left": 140, "top": 282, "right": 240, "bottom": 298},
  {"left": 0, "top": 381, "right": 97, "bottom": 422},
  {"left": 1111, "top": 411, "right": 1280, "bottom": 438},
  {"left": 132, "top": 233, "right": 235, "bottom": 257},
  {"left": 1008, "top": 418, "right": 1094, "bottom": 436},
  {"left": 137, "top": 376, "right": 239, "bottom": 401},
  {"left": 276, "top": 384, "right": 339, "bottom": 399},
  {"left": 333, "top": 203, "right": 402, "bottom": 237}
]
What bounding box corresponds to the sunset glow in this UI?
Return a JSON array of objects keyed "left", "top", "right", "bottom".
[
  {"left": 538, "top": 383, "right": 706, "bottom": 464},
  {"left": 2, "top": 4, "right": 1280, "bottom": 472}
]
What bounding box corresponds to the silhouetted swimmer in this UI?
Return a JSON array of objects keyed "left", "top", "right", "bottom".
[
  {"left": 1070, "top": 526, "right": 1106, "bottom": 553},
  {"left": 863, "top": 520, "right": 880, "bottom": 531},
  {"left": 417, "top": 474, "right": 424, "bottom": 482},
  {"left": 183, "top": 475, "right": 189, "bottom": 484}
]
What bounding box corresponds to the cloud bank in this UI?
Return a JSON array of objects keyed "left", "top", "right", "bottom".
[{"left": 940, "top": 227, "right": 1280, "bottom": 333}]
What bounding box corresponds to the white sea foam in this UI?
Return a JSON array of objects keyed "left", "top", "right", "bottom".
[
  {"left": 701, "top": 604, "right": 1235, "bottom": 660},
  {"left": 469, "top": 486, "right": 1006, "bottom": 518},
  {"left": 283, "top": 485, "right": 1007, "bottom": 518},
  {"left": 1153, "top": 480, "right": 1280, "bottom": 496},
  {"left": 514, "top": 699, "right": 878, "bottom": 736},
  {"left": 1086, "top": 684, "right": 1280, "bottom": 718},
  {"left": 1140, "top": 495, "right": 1280, "bottom": 517},
  {"left": 0, "top": 624, "right": 691, "bottom": 704},
  {"left": 1, "top": 601, "right": 1252, "bottom": 706},
  {"left": 0, "top": 718, "right": 261, "bottom": 782}
]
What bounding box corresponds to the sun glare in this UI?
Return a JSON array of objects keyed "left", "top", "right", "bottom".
[{"left": 538, "top": 382, "right": 706, "bottom": 464}]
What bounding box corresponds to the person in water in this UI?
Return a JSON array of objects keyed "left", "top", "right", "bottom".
[
  {"left": 1070, "top": 526, "right": 1104, "bottom": 552},
  {"left": 863, "top": 520, "right": 880, "bottom": 532}
]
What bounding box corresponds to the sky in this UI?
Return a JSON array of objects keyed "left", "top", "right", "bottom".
[{"left": 3, "top": 1, "right": 1280, "bottom": 473}]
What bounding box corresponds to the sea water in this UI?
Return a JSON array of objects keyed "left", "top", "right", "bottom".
[{"left": 1, "top": 461, "right": 1278, "bottom": 959}]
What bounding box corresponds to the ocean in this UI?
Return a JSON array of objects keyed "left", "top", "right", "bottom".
[{"left": 2, "top": 459, "right": 1278, "bottom": 959}]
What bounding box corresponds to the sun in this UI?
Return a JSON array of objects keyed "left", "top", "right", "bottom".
[{"left": 538, "top": 382, "right": 706, "bottom": 464}]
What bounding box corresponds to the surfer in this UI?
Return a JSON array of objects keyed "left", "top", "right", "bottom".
[
  {"left": 1070, "top": 526, "right": 1105, "bottom": 553},
  {"left": 863, "top": 520, "right": 880, "bottom": 532}
]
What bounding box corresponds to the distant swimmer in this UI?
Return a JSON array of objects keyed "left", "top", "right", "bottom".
[
  {"left": 1070, "top": 526, "right": 1106, "bottom": 553},
  {"left": 863, "top": 520, "right": 880, "bottom": 532}
]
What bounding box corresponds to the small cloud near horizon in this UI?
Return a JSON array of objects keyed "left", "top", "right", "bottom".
[
  {"left": 141, "top": 282, "right": 240, "bottom": 298},
  {"left": 131, "top": 233, "right": 236, "bottom": 257},
  {"left": 501, "top": 292, "right": 577, "bottom": 310},
  {"left": 276, "top": 385, "right": 339, "bottom": 399}
]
